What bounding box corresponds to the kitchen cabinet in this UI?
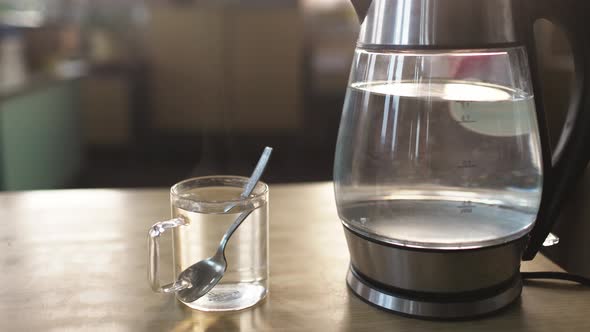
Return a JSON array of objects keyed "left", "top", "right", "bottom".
[{"left": 0, "top": 78, "right": 82, "bottom": 190}]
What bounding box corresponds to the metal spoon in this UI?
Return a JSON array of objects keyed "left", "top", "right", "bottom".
[
  {"left": 175, "top": 147, "right": 273, "bottom": 303},
  {"left": 223, "top": 146, "right": 273, "bottom": 213}
]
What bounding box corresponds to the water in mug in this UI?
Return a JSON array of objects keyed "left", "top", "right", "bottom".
[
  {"left": 336, "top": 80, "right": 543, "bottom": 249},
  {"left": 172, "top": 186, "right": 268, "bottom": 311}
]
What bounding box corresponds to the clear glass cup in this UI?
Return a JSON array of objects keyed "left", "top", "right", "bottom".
[{"left": 148, "top": 176, "right": 269, "bottom": 311}]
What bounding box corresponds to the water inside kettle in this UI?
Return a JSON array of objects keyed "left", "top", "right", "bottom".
[{"left": 335, "top": 80, "right": 543, "bottom": 249}]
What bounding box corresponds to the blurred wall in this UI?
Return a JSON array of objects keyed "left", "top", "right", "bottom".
[{"left": 145, "top": 3, "right": 303, "bottom": 135}]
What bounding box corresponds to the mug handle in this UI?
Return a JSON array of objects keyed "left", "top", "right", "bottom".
[{"left": 148, "top": 218, "right": 190, "bottom": 293}]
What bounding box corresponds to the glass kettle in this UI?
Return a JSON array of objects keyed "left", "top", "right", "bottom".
[{"left": 334, "top": 0, "right": 590, "bottom": 318}]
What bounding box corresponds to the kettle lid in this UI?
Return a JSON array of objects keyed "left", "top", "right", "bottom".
[{"left": 355, "top": 0, "right": 518, "bottom": 48}]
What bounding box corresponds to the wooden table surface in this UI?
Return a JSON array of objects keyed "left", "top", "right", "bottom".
[{"left": 1, "top": 182, "right": 589, "bottom": 331}]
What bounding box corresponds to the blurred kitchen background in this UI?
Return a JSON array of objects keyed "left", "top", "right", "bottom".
[
  {"left": 0, "top": 0, "right": 576, "bottom": 190},
  {"left": 0, "top": 0, "right": 361, "bottom": 189}
]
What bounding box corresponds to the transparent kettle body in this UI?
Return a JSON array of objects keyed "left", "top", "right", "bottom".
[{"left": 334, "top": 47, "right": 543, "bottom": 249}]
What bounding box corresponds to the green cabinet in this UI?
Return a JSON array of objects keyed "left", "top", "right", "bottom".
[{"left": 0, "top": 80, "right": 82, "bottom": 190}]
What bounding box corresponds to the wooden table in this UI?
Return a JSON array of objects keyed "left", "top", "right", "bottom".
[{"left": 1, "top": 182, "right": 589, "bottom": 331}]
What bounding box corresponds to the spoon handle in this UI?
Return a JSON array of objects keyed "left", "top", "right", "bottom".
[
  {"left": 217, "top": 209, "right": 255, "bottom": 257},
  {"left": 241, "top": 146, "right": 273, "bottom": 198}
]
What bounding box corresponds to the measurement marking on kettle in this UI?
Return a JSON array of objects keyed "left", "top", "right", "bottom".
[
  {"left": 459, "top": 114, "right": 477, "bottom": 123},
  {"left": 457, "top": 200, "right": 475, "bottom": 214},
  {"left": 457, "top": 160, "right": 477, "bottom": 169}
]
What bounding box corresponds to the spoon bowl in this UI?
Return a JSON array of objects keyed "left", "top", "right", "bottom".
[
  {"left": 175, "top": 208, "right": 255, "bottom": 303},
  {"left": 176, "top": 254, "right": 226, "bottom": 303}
]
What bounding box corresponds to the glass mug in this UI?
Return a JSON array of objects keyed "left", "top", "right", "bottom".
[{"left": 148, "top": 176, "right": 269, "bottom": 311}]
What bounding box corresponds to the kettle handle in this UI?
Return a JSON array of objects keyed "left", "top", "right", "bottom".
[
  {"left": 523, "top": 0, "right": 590, "bottom": 260},
  {"left": 350, "top": 0, "right": 373, "bottom": 24}
]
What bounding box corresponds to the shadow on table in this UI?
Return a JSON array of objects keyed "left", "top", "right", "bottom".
[
  {"left": 523, "top": 279, "right": 590, "bottom": 291},
  {"left": 165, "top": 299, "right": 270, "bottom": 332}
]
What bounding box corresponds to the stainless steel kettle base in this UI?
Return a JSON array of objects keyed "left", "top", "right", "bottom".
[{"left": 347, "top": 267, "right": 522, "bottom": 319}]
